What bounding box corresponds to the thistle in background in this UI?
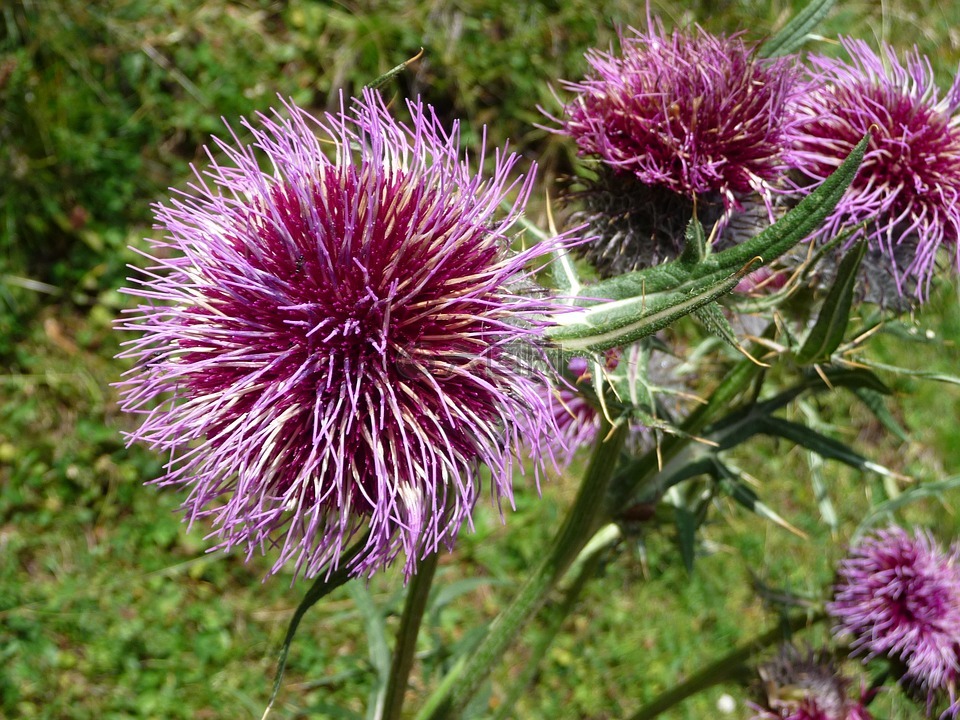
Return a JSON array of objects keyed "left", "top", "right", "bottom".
[
  {"left": 828, "top": 527, "right": 960, "bottom": 716},
  {"left": 117, "top": 90, "right": 570, "bottom": 581},
  {"left": 553, "top": 21, "right": 800, "bottom": 276},
  {"left": 790, "top": 38, "right": 960, "bottom": 300},
  {"left": 750, "top": 644, "right": 873, "bottom": 720}
]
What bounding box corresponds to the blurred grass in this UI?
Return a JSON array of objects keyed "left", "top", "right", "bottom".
[{"left": 2, "top": 0, "right": 960, "bottom": 718}]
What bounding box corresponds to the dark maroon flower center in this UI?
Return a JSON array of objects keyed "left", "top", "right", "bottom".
[{"left": 175, "top": 166, "right": 508, "bottom": 510}]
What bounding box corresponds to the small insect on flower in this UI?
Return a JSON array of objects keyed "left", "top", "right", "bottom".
[{"left": 116, "top": 90, "right": 573, "bottom": 581}]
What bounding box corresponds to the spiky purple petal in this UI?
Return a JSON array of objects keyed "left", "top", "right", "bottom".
[
  {"left": 117, "top": 90, "right": 570, "bottom": 581},
  {"left": 550, "top": 21, "right": 800, "bottom": 275},
  {"left": 750, "top": 644, "right": 875, "bottom": 720},
  {"left": 559, "top": 21, "right": 799, "bottom": 212}
]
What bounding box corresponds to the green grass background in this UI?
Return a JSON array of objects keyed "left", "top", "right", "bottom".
[{"left": 2, "top": 1, "right": 960, "bottom": 718}]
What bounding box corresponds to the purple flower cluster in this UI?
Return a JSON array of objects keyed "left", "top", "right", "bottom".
[
  {"left": 118, "top": 91, "right": 568, "bottom": 580},
  {"left": 555, "top": 24, "right": 960, "bottom": 302},
  {"left": 554, "top": 21, "right": 799, "bottom": 276},
  {"left": 561, "top": 22, "right": 798, "bottom": 215},
  {"left": 791, "top": 38, "right": 960, "bottom": 299},
  {"left": 828, "top": 527, "right": 960, "bottom": 716}
]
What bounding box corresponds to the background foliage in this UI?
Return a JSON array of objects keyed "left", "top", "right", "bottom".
[{"left": 2, "top": 1, "right": 959, "bottom": 718}]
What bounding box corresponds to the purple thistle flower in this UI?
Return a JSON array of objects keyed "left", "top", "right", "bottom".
[
  {"left": 553, "top": 21, "right": 800, "bottom": 275},
  {"left": 828, "top": 527, "right": 960, "bottom": 715},
  {"left": 117, "top": 90, "right": 570, "bottom": 581},
  {"left": 789, "top": 38, "right": 960, "bottom": 299},
  {"left": 750, "top": 644, "right": 874, "bottom": 720}
]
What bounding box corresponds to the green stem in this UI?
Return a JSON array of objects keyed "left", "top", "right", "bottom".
[
  {"left": 381, "top": 550, "right": 439, "bottom": 720},
  {"left": 492, "top": 524, "right": 622, "bottom": 720},
  {"left": 263, "top": 532, "right": 371, "bottom": 720},
  {"left": 416, "top": 419, "right": 628, "bottom": 720},
  {"left": 626, "top": 611, "right": 827, "bottom": 720}
]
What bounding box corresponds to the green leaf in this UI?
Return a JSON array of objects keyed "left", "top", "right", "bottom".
[
  {"left": 714, "top": 460, "right": 805, "bottom": 536},
  {"left": 852, "top": 387, "right": 910, "bottom": 442},
  {"left": 638, "top": 456, "right": 716, "bottom": 502},
  {"left": 807, "top": 451, "right": 839, "bottom": 531},
  {"left": 820, "top": 367, "right": 892, "bottom": 395},
  {"left": 856, "top": 358, "right": 960, "bottom": 386},
  {"left": 795, "top": 240, "right": 867, "bottom": 365},
  {"left": 264, "top": 535, "right": 370, "bottom": 719},
  {"left": 679, "top": 215, "right": 708, "bottom": 267},
  {"left": 759, "top": 0, "right": 837, "bottom": 57},
  {"left": 365, "top": 48, "right": 424, "bottom": 89},
  {"left": 729, "top": 224, "right": 865, "bottom": 314},
  {"left": 546, "top": 135, "right": 868, "bottom": 353},
  {"left": 346, "top": 583, "right": 391, "bottom": 720},
  {"left": 692, "top": 302, "right": 741, "bottom": 350},
  {"left": 759, "top": 416, "right": 902, "bottom": 479},
  {"left": 429, "top": 577, "right": 511, "bottom": 617},
  {"left": 546, "top": 261, "right": 755, "bottom": 352},
  {"left": 853, "top": 476, "right": 960, "bottom": 541}
]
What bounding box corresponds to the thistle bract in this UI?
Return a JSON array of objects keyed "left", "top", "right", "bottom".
[
  {"left": 117, "top": 91, "right": 568, "bottom": 580},
  {"left": 751, "top": 644, "right": 873, "bottom": 720},
  {"left": 790, "top": 38, "right": 960, "bottom": 299}
]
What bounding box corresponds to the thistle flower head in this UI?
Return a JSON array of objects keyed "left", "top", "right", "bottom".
[
  {"left": 751, "top": 644, "right": 874, "bottom": 720},
  {"left": 828, "top": 527, "right": 960, "bottom": 714},
  {"left": 561, "top": 21, "right": 797, "bottom": 203},
  {"left": 117, "top": 91, "right": 569, "bottom": 580},
  {"left": 790, "top": 38, "right": 960, "bottom": 299},
  {"left": 554, "top": 21, "right": 799, "bottom": 275}
]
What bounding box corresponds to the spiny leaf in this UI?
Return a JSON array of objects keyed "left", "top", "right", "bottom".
[
  {"left": 366, "top": 48, "right": 424, "bottom": 89},
  {"left": 715, "top": 460, "right": 806, "bottom": 537},
  {"left": 852, "top": 387, "right": 910, "bottom": 443},
  {"left": 856, "top": 358, "right": 960, "bottom": 386},
  {"left": 585, "top": 134, "right": 868, "bottom": 302},
  {"left": 692, "top": 302, "right": 740, "bottom": 350},
  {"left": 853, "top": 476, "right": 960, "bottom": 541},
  {"left": 759, "top": 416, "right": 904, "bottom": 479},
  {"left": 346, "top": 583, "right": 391, "bottom": 720},
  {"left": 679, "top": 215, "right": 708, "bottom": 267},
  {"left": 795, "top": 240, "right": 867, "bottom": 365},
  {"left": 546, "top": 260, "right": 757, "bottom": 353},
  {"left": 760, "top": 0, "right": 837, "bottom": 57},
  {"left": 820, "top": 367, "right": 891, "bottom": 395},
  {"left": 807, "top": 451, "right": 839, "bottom": 531}
]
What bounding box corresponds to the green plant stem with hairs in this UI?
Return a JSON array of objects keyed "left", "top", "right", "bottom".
[
  {"left": 626, "top": 611, "right": 828, "bottom": 720},
  {"left": 416, "top": 418, "right": 629, "bottom": 720}
]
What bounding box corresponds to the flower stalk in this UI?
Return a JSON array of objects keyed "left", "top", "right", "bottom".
[
  {"left": 626, "top": 612, "right": 827, "bottom": 720},
  {"left": 381, "top": 550, "right": 439, "bottom": 720},
  {"left": 417, "top": 418, "right": 629, "bottom": 720}
]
